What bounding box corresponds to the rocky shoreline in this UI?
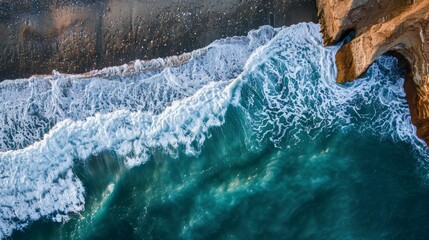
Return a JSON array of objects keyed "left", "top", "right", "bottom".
[
  {"left": 0, "top": 0, "right": 317, "bottom": 81},
  {"left": 317, "top": 0, "right": 429, "bottom": 145}
]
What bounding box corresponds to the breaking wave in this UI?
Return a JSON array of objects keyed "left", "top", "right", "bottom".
[{"left": 0, "top": 22, "right": 427, "bottom": 239}]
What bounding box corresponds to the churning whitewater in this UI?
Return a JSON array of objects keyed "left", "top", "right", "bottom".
[{"left": 0, "top": 23, "right": 427, "bottom": 239}]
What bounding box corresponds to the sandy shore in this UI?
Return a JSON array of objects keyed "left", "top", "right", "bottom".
[{"left": 0, "top": 0, "right": 317, "bottom": 80}]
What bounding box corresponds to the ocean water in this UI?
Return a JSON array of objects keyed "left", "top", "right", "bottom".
[{"left": 1, "top": 23, "right": 429, "bottom": 239}]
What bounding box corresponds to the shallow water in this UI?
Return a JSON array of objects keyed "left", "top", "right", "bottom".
[{"left": 1, "top": 23, "right": 429, "bottom": 239}]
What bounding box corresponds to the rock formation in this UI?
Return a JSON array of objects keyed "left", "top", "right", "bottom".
[
  {"left": 317, "top": 0, "right": 429, "bottom": 145},
  {"left": 0, "top": 0, "right": 317, "bottom": 81}
]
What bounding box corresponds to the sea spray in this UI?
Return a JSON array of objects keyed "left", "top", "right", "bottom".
[
  {"left": 1, "top": 23, "right": 428, "bottom": 239},
  {"left": 0, "top": 25, "right": 280, "bottom": 239}
]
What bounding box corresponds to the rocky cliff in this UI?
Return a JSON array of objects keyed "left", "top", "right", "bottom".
[
  {"left": 0, "top": 0, "right": 317, "bottom": 80},
  {"left": 317, "top": 0, "right": 429, "bottom": 145}
]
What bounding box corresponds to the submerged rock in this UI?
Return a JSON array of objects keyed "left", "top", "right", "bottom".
[
  {"left": 0, "top": 0, "right": 317, "bottom": 80},
  {"left": 317, "top": 0, "right": 429, "bottom": 145}
]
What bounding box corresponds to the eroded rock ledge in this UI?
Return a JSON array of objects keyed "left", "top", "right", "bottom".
[{"left": 317, "top": 0, "right": 429, "bottom": 145}]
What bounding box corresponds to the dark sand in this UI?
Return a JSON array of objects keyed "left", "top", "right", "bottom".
[{"left": 0, "top": 0, "right": 317, "bottom": 80}]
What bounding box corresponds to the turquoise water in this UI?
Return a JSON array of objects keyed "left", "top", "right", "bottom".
[{"left": 2, "top": 23, "right": 429, "bottom": 239}]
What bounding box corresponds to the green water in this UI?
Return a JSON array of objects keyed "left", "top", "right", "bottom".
[
  {"left": 6, "top": 23, "right": 429, "bottom": 239},
  {"left": 12, "top": 110, "right": 429, "bottom": 239}
]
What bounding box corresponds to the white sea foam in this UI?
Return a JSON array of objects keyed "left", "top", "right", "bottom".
[
  {"left": 0, "top": 26, "right": 278, "bottom": 152},
  {"left": 238, "top": 23, "right": 428, "bottom": 157},
  {"left": 0, "top": 25, "right": 279, "bottom": 238},
  {"left": 0, "top": 22, "right": 427, "bottom": 239},
  {"left": 0, "top": 78, "right": 235, "bottom": 238}
]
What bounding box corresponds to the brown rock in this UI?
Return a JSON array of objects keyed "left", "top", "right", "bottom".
[
  {"left": 0, "top": 0, "right": 318, "bottom": 81},
  {"left": 317, "top": 0, "right": 429, "bottom": 145}
]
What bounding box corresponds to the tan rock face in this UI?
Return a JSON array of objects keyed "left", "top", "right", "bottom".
[
  {"left": 0, "top": 0, "right": 317, "bottom": 80},
  {"left": 317, "top": 0, "right": 429, "bottom": 145}
]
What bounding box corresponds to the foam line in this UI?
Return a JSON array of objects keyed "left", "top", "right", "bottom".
[
  {"left": 0, "top": 26, "right": 279, "bottom": 152},
  {"left": 0, "top": 22, "right": 428, "bottom": 239},
  {"left": 0, "top": 25, "right": 280, "bottom": 239},
  {"left": 238, "top": 23, "right": 428, "bottom": 158}
]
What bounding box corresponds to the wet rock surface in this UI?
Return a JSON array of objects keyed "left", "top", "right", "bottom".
[
  {"left": 317, "top": 0, "right": 429, "bottom": 145},
  {"left": 0, "top": 0, "right": 317, "bottom": 80}
]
